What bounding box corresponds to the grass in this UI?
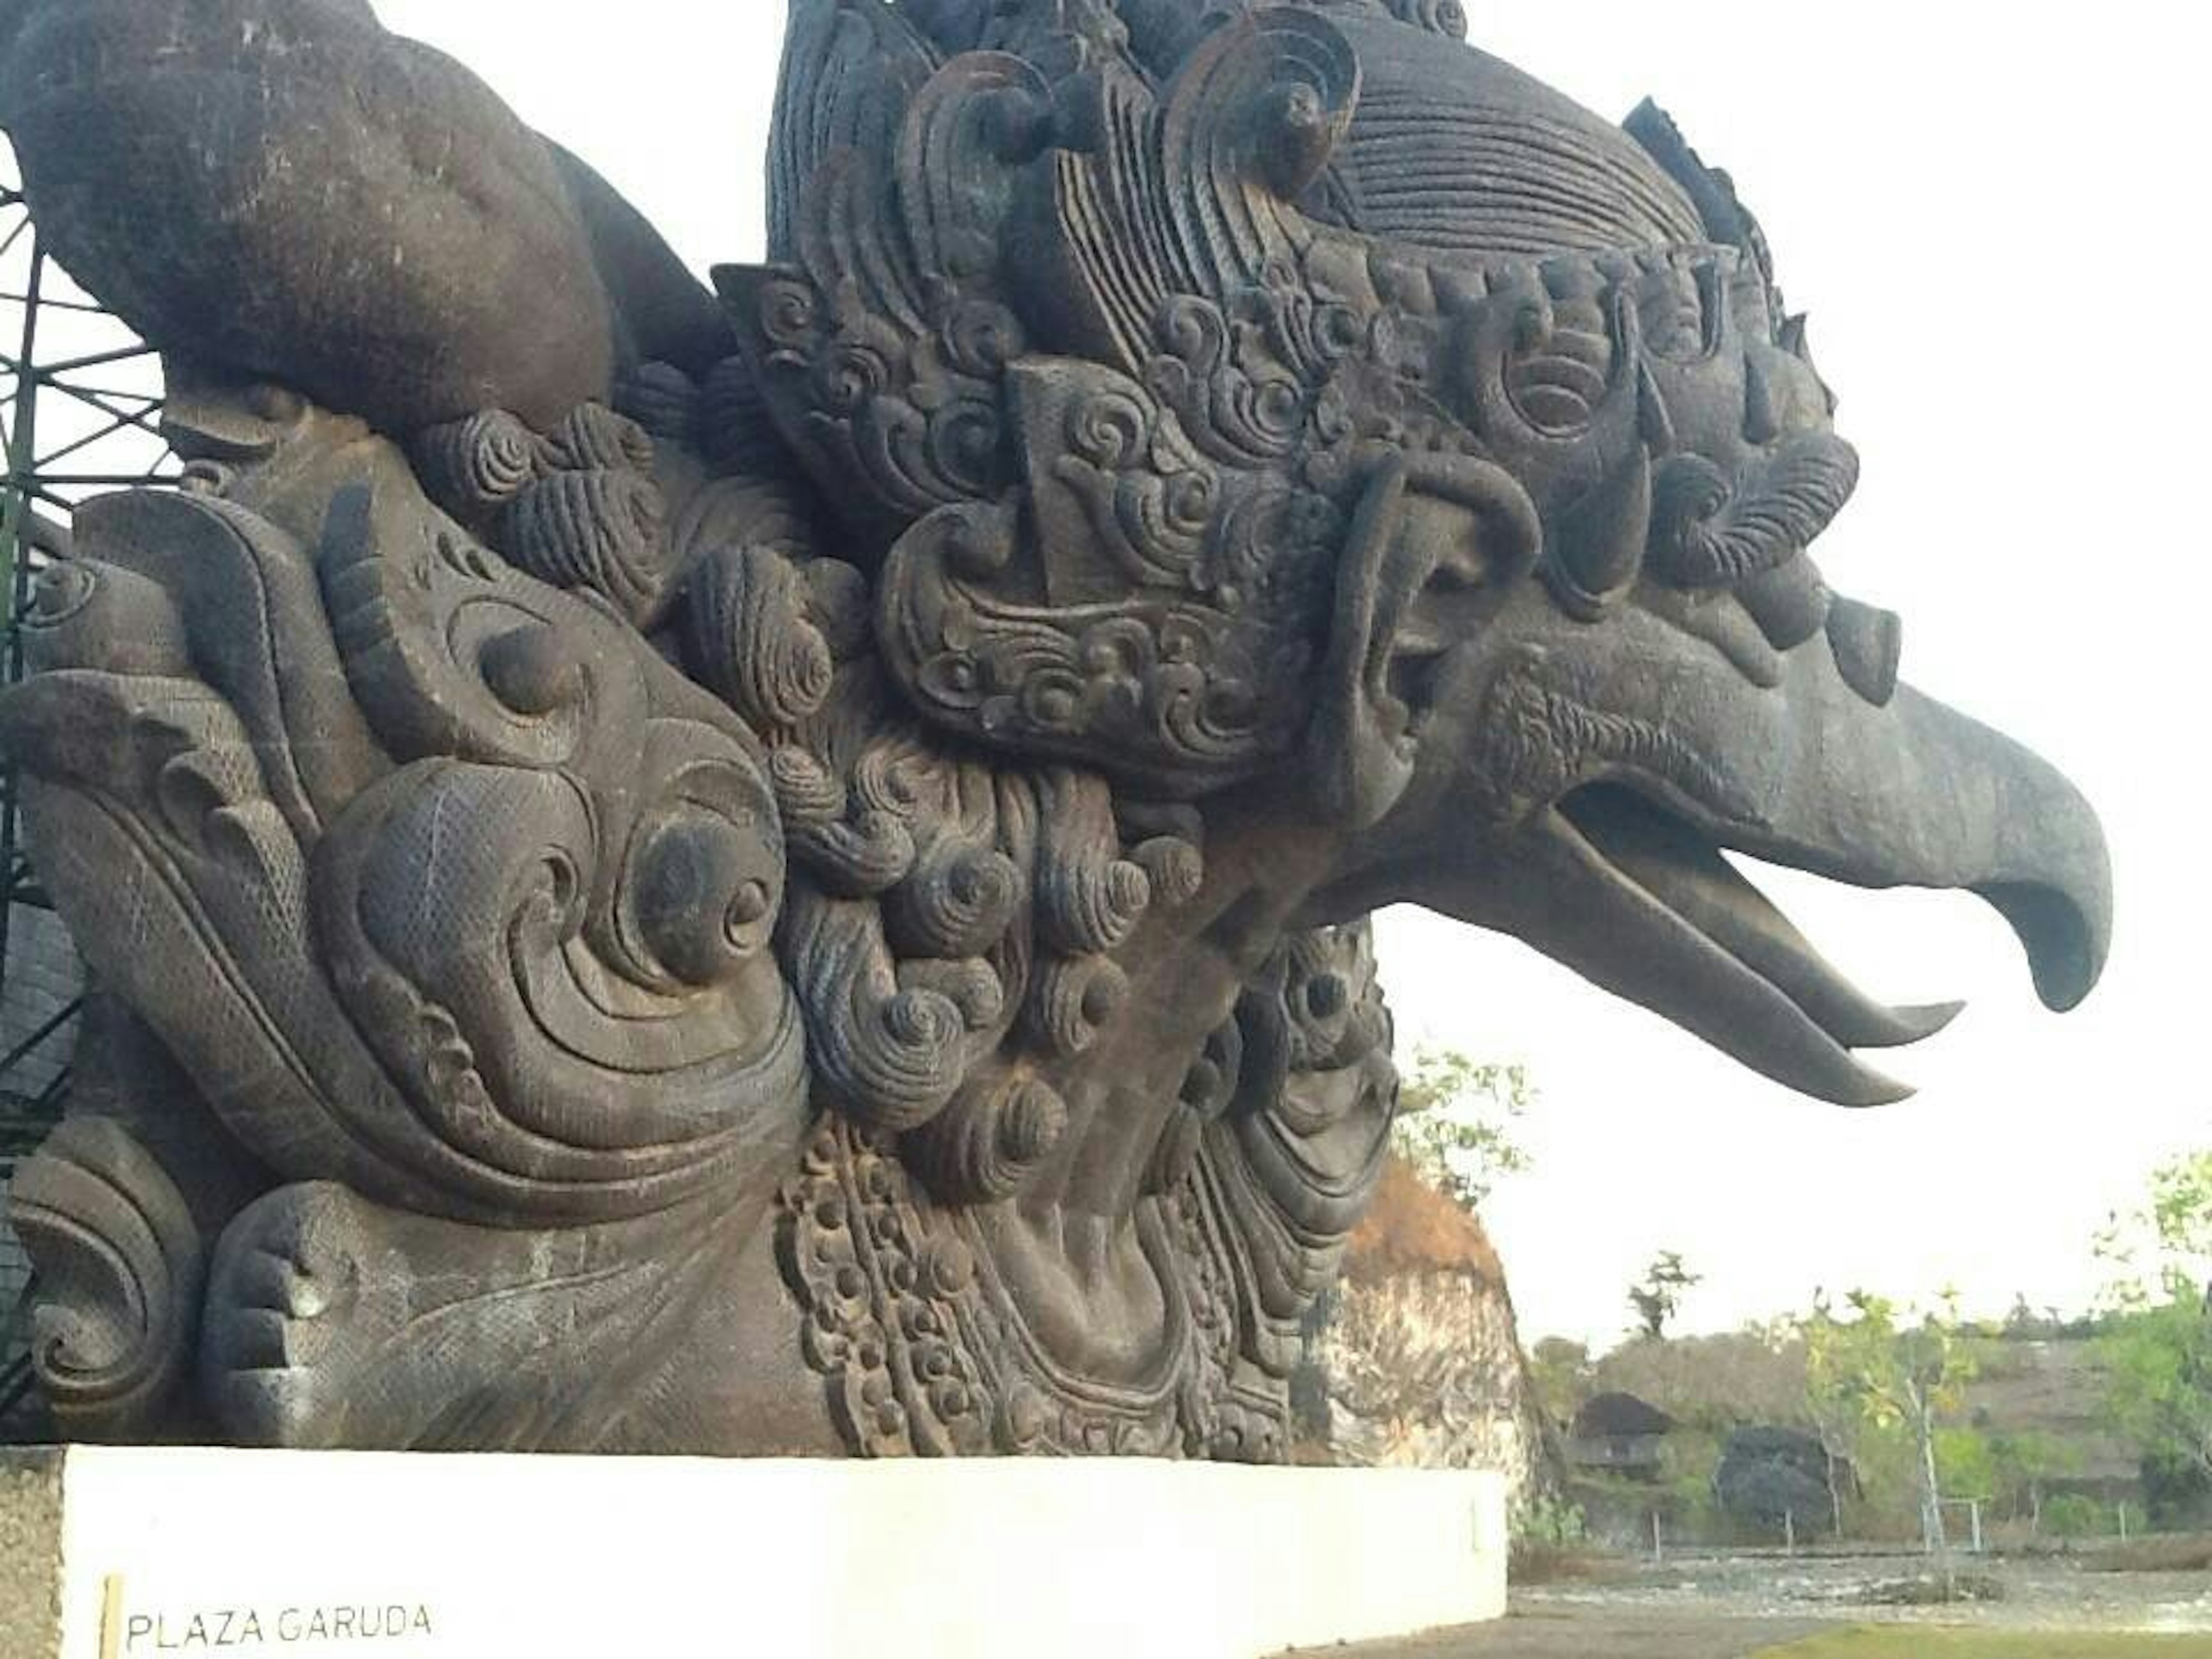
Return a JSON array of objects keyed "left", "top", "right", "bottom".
[{"left": 1759, "top": 1633, "right": 2212, "bottom": 1657}]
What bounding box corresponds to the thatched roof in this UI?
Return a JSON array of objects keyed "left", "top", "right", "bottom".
[{"left": 1572, "top": 1391, "right": 1676, "bottom": 1440}]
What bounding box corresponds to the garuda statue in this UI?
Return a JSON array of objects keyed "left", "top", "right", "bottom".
[{"left": 0, "top": 0, "right": 2111, "bottom": 1458}]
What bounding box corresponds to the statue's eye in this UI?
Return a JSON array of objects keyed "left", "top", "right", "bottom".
[{"left": 1506, "top": 294, "right": 1616, "bottom": 435}]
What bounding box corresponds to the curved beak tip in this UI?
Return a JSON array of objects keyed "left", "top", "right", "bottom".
[
  {"left": 1895, "top": 1001, "right": 1968, "bottom": 1043},
  {"left": 1978, "top": 881, "right": 2110, "bottom": 1016},
  {"left": 1850, "top": 1071, "right": 1917, "bottom": 1110},
  {"left": 2039, "top": 964, "right": 2100, "bottom": 1016}
]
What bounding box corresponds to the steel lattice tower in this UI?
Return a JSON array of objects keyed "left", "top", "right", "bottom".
[
  {"left": 0, "top": 143, "right": 176, "bottom": 1171},
  {"left": 0, "top": 138, "right": 177, "bottom": 1426}
]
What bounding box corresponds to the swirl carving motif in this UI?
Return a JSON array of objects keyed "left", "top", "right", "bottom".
[{"left": 0, "top": 0, "right": 2109, "bottom": 1463}]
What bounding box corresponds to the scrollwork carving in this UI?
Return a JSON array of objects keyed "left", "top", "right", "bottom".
[
  {"left": 314, "top": 755, "right": 804, "bottom": 1211},
  {"left": 904, "top": 1074, "right": 1070, "bottom": 1205},
  {"left": 0, "top": 0, "right": 2109, "bottom": 1464},
  {"left": 9, "top": 1118, "right": 205, "bottom": 1439},
  {"left": 877, "top": 494, "right": 1328, "bottom": 793}
]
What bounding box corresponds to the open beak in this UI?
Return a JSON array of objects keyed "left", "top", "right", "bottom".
[{"left": 1381, "top": 590, "right": 2112, "bottom": 1107}]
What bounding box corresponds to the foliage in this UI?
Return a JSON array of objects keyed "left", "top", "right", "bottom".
[
  {"left": 1389, "top": 1046, "right": 1533, "bottom": 1211},
  {"left": 1506, "top": 1491, "right": 1611, "bottom": 1589},
  {"left": 1509, "top": 1489, "right": 1588, "bottom": 1547},
  {"left": 1932, "top": 1424, "right": 1997, "bottom": 1503},
  {"left": 2100, "top": 1300, "right": 2212, "bottom": 1483},
  {"left": 1535, "top": 1286, "right": 2138, "bottom": 1547},
  {"left": 2002, "top": 1295, "right": 2095, "bottom": 1341},
  {"left": 2099, "top": 1150, "right": 2212, "bottom": 1301},
  {"left": 1661, "top": 1443, "right": 1728, "bottom": 1536},
  {"left": 1982, "top": 1427, "right": 2081, "bottom": 1523},
  {"left": 2141, "top": 1446, "right": 2212, "bottom": 1531},
  {"left": 2094, "top": 1151, "right": 2212, "bottom": 1486},
  {"left": 1588, "top": 1327, "right": 1809, "bottom": 1433},
  {"left": 2040, "top": 1493, "right": 2118, "bottom": 1539},
  {"left": 1802, "top": 1290, "right": 1982, "bottom": 1551},
  {"left": 1527, "top": 1337, "right": 1590, "bottom": 1428},
  {"left": 1627, "top": 1250, "right": 1701, "bottom": 1341}
]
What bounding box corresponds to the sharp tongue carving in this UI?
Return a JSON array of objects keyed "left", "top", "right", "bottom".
[
  {"left": 1504, "top": 598, "right": 2113, "bottom": 1027},
  {"left": 1516, "top": 816, "right": 1917, "bottom": 1107},
  {"left": 1563, "top": 785, "right": 1965, "bottom": 1052}
]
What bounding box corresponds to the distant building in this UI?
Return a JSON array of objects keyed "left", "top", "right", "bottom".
[{"left": 1564, "top": 1391, "right": 1676, "bottom": 1482}]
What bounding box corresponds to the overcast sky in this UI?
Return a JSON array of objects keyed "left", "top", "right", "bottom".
[{"left": 372, "top": 1, "right": 2203, "bottom": 1350}]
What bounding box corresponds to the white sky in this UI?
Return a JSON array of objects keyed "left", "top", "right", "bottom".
[{"left": 377, "top": 1, "right": 2206, "bottom": 1350}]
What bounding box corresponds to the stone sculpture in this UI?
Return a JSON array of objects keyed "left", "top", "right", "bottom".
[{"left": 0, "top": 0, "right": 2111, "bottom": 1458}]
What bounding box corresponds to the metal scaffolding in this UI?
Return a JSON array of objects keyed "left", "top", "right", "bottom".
[
  {"left": 0, "top": 141, "right": 176, "bottom": 1178},
  {"left": 1, "top": 139, "right": 177, "bottom": 1435}
]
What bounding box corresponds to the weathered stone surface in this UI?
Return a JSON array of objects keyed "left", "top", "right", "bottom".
[
  {"left": 0, "top": 0, "right": 2112, "bottom": 1457},
  {"left": 0, "top": 0, "right": 671, "bottom": 431},
  {"left": 1305, "top": 1160, "right": 1550, "bottom": 1512}
]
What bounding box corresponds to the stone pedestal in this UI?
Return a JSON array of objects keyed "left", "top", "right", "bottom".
[{"left": 0, "top": 1448, "right": 1506, "bottom": 1657}]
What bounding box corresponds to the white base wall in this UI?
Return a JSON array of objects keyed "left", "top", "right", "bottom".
[{"left": 2, "top": 1448, "right": 1506, "bottom": 1658}]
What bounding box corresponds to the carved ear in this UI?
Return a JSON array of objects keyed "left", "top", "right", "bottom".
[{"left": 1310, "top": 453, "right": 1541, "bottom": 828}]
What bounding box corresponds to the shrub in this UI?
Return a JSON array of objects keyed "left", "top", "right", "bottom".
[{"left": 2041, "top": 1494, "right": 2114, "bottom": 1538}]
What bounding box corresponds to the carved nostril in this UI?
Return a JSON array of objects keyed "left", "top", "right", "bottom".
[{"left": 1828, "top": 596, "right": 1903, "bottom": 707}]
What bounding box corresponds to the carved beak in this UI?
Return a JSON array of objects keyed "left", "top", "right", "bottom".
[{"left": 1343, "top": 583, "right": 2112, "bottom": 1107}]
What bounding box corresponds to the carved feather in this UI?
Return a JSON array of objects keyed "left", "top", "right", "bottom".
[{"left": 770, "top": 0, "right": 942, "bottom": 264}]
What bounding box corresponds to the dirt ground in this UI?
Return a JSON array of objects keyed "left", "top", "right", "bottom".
[
  {"left": 1512, "top": 1550, "right": 2212, "bottom": 1633},
  {"left": 1323, "top": 1550, "right": 2212, "bottom": 1659},
  {"left": 1342, "top": 1616, "right": 2212, "bottom": 1658},
  {"left": 1339, "top": 1610, "right": 1840, "bottom": 1657}
]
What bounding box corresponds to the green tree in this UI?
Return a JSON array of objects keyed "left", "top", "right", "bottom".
[
  {"left": 2096, "top": 1152, "right": 2212, "bottom": 1486},
  {"left": 1627, "top": 1251, "right": 1701, "bottom": 1341},
  {"left": 1984, "top": 1428, "right": 2081, "bottom": 1531},
  {"left": 1800, "top": 1296, "right": 1875, "bottom": 1537},
  {"left": 1527, "top": 1336, "right": 1590, "bottom": 1427},
  {"left": 1802, "top": 1290, "right": 1980, "bottom": 1555},
  {"left": 1390, "top": 1046, "right": 1533, "bottom": 1211}
]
